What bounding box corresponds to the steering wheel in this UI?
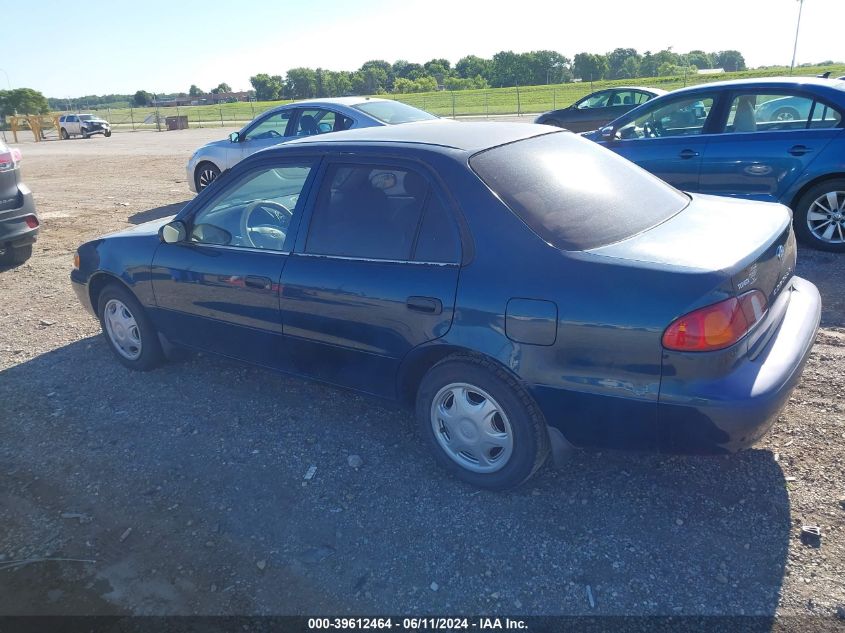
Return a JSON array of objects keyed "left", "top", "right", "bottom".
[
  {"left": 642, "top": 119, "right": 662, "bottom": 138},
  {"left": 266, "top": 129, "right": 282, "bottom": 138},
  {"left": 241, "top": 200, "right": 292, "bottom": 249}
]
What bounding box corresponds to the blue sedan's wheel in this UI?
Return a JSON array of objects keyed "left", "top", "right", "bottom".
[
  {"left": 97, "top": 284, "right": 163, "bottom": 370},
  {"left": 416, "top": 355, "right": 550, "bottom": 489},
  {"left": 794, "top": 178, "right": 845, "bottom": 252}
]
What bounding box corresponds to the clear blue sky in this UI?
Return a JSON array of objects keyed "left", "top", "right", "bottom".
[{"left": 7, "top": 0, "right": 845, "bottom": 98}]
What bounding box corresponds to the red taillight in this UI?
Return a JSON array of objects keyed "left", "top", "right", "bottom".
[
  {"left": 0, "top": 148, "right": 20, "bottom": 171},
  {"left": 662, "top": 290, "right": 768, "bottom": 352},
  {"left": 24, "top": 216, "right": 39, "bottom": 229}
]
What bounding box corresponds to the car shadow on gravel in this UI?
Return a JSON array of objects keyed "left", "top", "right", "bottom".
[
  {"left": 129, "top": 201, "right": 190, "bottom": 226},
  {"left": 0, "top": 336, "right": 791, "bottom": 618}
]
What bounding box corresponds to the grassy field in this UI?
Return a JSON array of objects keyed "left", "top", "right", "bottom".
[{"left": 60, "top": 63, "right": 845, "bottom": 131}]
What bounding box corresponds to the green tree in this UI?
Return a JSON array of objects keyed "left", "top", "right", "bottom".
[
  {"left": 528, "top": 50, "right": 571, "bottom": 84},
  {"left": 188, "top": 84, "right": 203, "bottom": 97},
  {"left": 286, "top": 68, "right": 318, "bottom": 99},
  {"left": 353, "top": 66, "right": 388, "bottom": 94},
  {"left": 607, "top": 48, "right": 640, "bottom": 79},
  {"left": 658, "top": 62, "right": 685, "bottom": 77},
  {"left": 133, "top": 90, "right": 152, "bottom": 106},
  {"left": 0, "top": 88, "right": 49, "bottom": 115},
  {"left": 714, "top": 50, "right": 746, "bottom": 72},
  {"left": 455, "top": 55, "right": 493, "bottom": 81},
  {"left": 573, "top": 52, "right": 608, "bottom": 81},
  {"left": 249, "top": 73, "right": 284, "bottom": 101},
  {"left": 423, "top": 58, "right": 451, "bottom": 85},
  {"left": 359, "top": 60, "right": 393, "bottom": 91},
  {"left": 685, "top": 50, "right": 713, "bottom": 70},
  {"left": 640, "top": 49, "right": 680, "bottom": 77},
  {"left": 618, "top": 56, "right": 641, "bottom": 79},
  {"left": 210, "top": 82, "right": 232, "bottom": 94}
]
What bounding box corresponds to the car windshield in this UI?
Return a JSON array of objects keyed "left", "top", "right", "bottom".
[
  {"left": 352, "top": 100, "right": 436, "bottom": 124},
  {"left": 79, "top": 115, "right": 96, "bottom": 121},
  {"left": 470, "top": 132, "right": 689, "bottom": 251}
]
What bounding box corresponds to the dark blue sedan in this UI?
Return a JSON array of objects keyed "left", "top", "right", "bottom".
[
  {"left": 585, "top": 77, "right": 845, "bottom": 252},
  {"left": 71, "top": 122, "right": 821, "bottom": 489}
]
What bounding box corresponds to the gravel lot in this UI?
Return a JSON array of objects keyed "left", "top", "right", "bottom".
[{"left": 0, "top": 127, "right": 844, "bottom": 623}]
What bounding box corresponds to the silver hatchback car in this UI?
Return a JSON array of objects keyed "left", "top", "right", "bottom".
[{"left": 186, "top": 97, "right": 438, "bottom": 192}]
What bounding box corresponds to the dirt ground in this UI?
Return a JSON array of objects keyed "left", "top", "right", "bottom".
[{"left": 0, "top": 127, "right": 844, "bottom": 623}]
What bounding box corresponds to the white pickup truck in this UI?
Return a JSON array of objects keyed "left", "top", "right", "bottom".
[{"left": 59, "top": 113, "right": 112, "bottom": 139}]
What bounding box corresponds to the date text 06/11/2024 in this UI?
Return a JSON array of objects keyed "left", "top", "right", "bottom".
[{"left": 307, "top": 617, "right": 528, "bottom": 630}]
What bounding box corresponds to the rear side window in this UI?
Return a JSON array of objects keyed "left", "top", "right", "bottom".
[
  {"left": 306, "top": 164, "right": 429, "bottom": 260},
  {"left": 413, "top": 195, "right": 460, "bottom": 263},
  {"left": 470, "top": 132, "right": 688, "bottom": 251}
]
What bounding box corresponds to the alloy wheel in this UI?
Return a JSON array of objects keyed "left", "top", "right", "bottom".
[{"left": 807, "top": 190, "right": 845, "bottom": 245}]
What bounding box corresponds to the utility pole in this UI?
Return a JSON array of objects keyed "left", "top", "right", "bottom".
[{"left": 790, "top": 0, "right": 805, "bottom": 75}]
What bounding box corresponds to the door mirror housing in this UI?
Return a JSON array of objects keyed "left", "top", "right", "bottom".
[
  {"left": 160, "top": 221, "right": 187, "bottom": 244},
  {"left": 229, "top": 131, "right": 240, "bottom": 143}
]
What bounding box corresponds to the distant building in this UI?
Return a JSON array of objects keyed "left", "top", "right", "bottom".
[{"left": 697, "top": 68, "right": 725, "bottom": 75}]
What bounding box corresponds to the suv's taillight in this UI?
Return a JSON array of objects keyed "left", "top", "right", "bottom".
[
  {"left": 0, "top": 148, "right": 21, "bottom": 172},
  {"left": 662, "top": 290, "right": 768, "bottom": 352}
]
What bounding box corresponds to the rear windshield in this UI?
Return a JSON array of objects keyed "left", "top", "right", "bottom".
[
  {"left": 470, "top": 132, "right": 688, "bottom": 251},
  {"left": 352, "top": 100, "right": 436, "bottom": 124}
]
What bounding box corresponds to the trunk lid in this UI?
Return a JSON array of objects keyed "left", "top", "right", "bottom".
[{"left": 589, "top": 193, "right": 795, "bottom": 306}]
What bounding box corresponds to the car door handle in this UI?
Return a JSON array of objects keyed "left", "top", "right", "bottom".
[
  {"left": 407, "top": 296, "right": 442, "bottom": 315},
  {"left": 788, "top": 145, "right": 813, "bottom": 156},
  {"left": 678, "top": 149, "right": 699, "bottom": 159},
  {"left": 244, "top": 275, "right": 272, "bottom": 290}
]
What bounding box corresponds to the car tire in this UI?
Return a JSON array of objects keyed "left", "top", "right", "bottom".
[
  {"left": 81, "top": 128, "right": 90, "bottom": 139},
  {"left": 195, "top": 162, "right": 220, "bottom": 191},
  {"left": 793, "top": 178, "right": 845, "bottom": 252},
  {"left": 60, "top": 128, "right": 69, "bottom": 140},
  {"left": 772, "top": 107, "right": 800, "bottom": 122},
  {"left": 104, "top": 130, "right": 112, "bottom": 138},
  {"left": 97, "top": 283, "right": 164, "bottom": 371},
  {"left": 416, "top": 355, "right": 550, "bottom": 490},
  {"left": 0, "top": 244, "right": 32, "bottom": 266}
]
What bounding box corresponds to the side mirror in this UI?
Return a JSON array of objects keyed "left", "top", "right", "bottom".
[
  {"left": 229, "top": 131, "right": 240, "bottom": 143},
  {"left": 599, "top": 125, "right": 615, "bottom": 140},
  {"left": 160, "top": 221, "right": 187, "bottom": 244}
]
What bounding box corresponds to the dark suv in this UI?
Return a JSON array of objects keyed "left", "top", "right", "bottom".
[{"left": 0, "top": 140, "right": 38, "bottom": 265}]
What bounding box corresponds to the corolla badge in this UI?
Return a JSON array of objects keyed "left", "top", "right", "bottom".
[{"left": 776, "top": 245, "right": 785, "bottom": 262}]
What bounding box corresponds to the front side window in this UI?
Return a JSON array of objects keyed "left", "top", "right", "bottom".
[
  {"left": 617, "top": 95, "right": 715, "bottom": 139},
  {"left": 576, "top": 91, "right": 611, "bottom": 110},
  {"left": 244, "top": 110, "right": 292, "bottom": 141},
  {"left": 190, "top": 163, "right": 313, "bottom": 251},
  {"left": 306, "top": 164, "right": 431, "bottom": 260}
]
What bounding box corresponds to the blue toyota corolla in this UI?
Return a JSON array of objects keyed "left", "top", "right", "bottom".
[
  {"left": 584, "top": 77, "right": 845, "bottom": 252},
  {"left": 71, "top": 122, "right": 821, "bottom": 489}
]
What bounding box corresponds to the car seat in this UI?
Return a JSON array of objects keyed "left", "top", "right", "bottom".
[{"left": 733, "top": 96, "right": 757, "bottom": 132}]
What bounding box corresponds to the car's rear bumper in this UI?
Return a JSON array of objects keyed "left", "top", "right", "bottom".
[
  {"left": 657, "top": 276, "right": 821, "bottom": 453},
  {"left": 0, "top": 184, "right": 39, "bottom": 252}
]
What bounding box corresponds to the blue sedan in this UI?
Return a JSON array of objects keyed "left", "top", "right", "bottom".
[
  {"left": 71, "top": 122, "right": 820, "bottom": 489},
  {"left": 585, "top": 77, "right": 845, "bottom": 252}
]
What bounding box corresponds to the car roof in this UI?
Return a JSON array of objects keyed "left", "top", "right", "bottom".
[
  {"left": 272, "top": 96, "right": 391, "bottom": 109},
  {"left": 281, "top": 120, "right": 556, "bottom": 153},
  {"left": 599, "top": 86, "right": 668, "bottom": 94},
  {"left": 669, "top": 75, "right": 845, "bottom": 95}
]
